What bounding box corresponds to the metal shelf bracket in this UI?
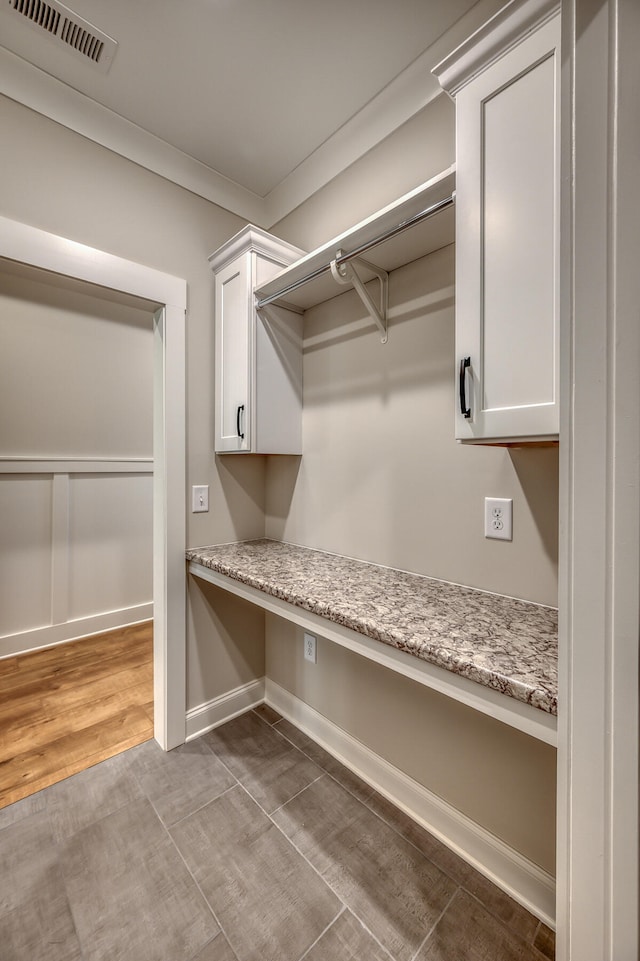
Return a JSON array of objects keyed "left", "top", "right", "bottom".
[{"left": 330, "top": 252, "right": 389, "bottom": 343}]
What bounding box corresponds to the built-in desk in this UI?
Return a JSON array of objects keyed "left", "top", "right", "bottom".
[{"left": 187, "top": 539, "right": 558, "bottom": 746}]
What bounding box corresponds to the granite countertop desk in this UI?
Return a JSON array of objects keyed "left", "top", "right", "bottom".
[{"left": 186, "top": 539, "right": 558, "bottom": 746}]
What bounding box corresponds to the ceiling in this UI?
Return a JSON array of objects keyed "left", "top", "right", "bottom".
[{"left": 0, "top": 0, "right": 502, "bottom": 224}]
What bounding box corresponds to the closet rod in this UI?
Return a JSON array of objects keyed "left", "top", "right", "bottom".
[{"left": 255, "top": 192, "right": 455, "bottom": 310}]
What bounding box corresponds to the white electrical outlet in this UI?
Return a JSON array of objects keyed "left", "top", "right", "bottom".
[
  {"left": 484, "top": 497, "right": 512, "bottom": 540},
  {"left": 303, "top": 632, "right": 317, "bottom": 663},
  {"left": 191, "top": 485, "right": 209, "bottom": 513}
]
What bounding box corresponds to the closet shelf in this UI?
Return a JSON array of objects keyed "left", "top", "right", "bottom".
[{"left": 254, "top": 166, "right": 456, "bottom": 315}]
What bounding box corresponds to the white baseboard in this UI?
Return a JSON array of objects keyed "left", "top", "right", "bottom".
[
  {"left": 186, "top": 678, "right": 266, "bottom": 742},
  {"left": 0, "top": 603, "right": 154, "bottom": 658},
  {"left": 265, "top": 678, "right": 556, "bottom": 929}
]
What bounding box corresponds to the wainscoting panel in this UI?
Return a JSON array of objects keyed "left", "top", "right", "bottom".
[
  {"left": 0, "top": 459, "right": 153, "bottom": 657},
  {"left": 68, "top": 473, "right": 153, "bottom": 621},
  {"left": 0, "top": 473, "right": 53, "bottom": 638}
]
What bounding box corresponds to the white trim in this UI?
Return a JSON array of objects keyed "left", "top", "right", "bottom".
[
  {"left": 207, "top": 224, "right": 305, "bottom": 275},
  {"left": 556, "top": 1, "right": 640, "bottom": 958},
  {"left": 0, "top": 604, "right": 153, "bottom": 659},
  {"left": 0, "top": 47, "right": 265, "bottom": 226},
  {"left": 0, "top": 215, "right": 186, "bottom": 310},
  {"left": 266, "top": 678, "right": 556, "bottom": 928},
  {"left": 433, "top": 0, "right": 560, "bottom": 96},
  {"left": 0, "top": 458, "right": 153, "bottom": 473},
  {"left": 185, "top": 679, "right": 266, "bottom": 742},
  {"left": 152, "top": 306, "right": 187, "bottom": 750},
  {"left": 188, "top": 561, "right": 557, "bottom": 747},
  {"left": 0, "top": 216, "right": 186, "bottom": 751},
  {"left": 49, "top": 472, "right": 70, "bottom": 625}
]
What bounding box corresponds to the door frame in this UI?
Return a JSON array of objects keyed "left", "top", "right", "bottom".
[
  {"left": 557, "top": 0, "right": 640, "bottom": 957},
  {"left": 0, "top": 214, "right": 187, "bottom": 750}
]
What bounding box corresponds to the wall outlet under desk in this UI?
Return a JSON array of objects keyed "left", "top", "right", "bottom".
[{"left": 303, "top": 632, "right": 317, "bottom": 663}]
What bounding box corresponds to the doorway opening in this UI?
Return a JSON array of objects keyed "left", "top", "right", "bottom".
[{"left": 0, "top": 215, "right": 186, "bottom": 762}]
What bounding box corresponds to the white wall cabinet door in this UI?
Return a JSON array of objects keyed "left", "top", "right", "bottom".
[
  {"left": 211, "top": 226, "right": 304, "bottom": 454},
  {"left": 215, "top": 255, "right": 252, "bottom": 452},
  {"left": 438, "top": 4, "right": 560, "bottom": 443}
]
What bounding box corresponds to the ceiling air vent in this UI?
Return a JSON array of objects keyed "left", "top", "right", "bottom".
[{"left": 7, "top": 0, "right": 118, "bottom": 73}]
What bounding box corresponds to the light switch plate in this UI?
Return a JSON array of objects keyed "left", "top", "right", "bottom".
[
  {"left": 484, "top": 497, "right": 512, "bottom": 540},
  {"left": 192, "top": 485, "right": 209, "bottom": 513}
]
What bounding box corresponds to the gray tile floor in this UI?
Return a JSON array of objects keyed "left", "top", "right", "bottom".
[{"left": 0, "top": 706, "right": 555, "bottom": 961}]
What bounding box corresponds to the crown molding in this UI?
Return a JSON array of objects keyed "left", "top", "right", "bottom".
[
  {"left": 207, "top": 224, "right": 305, "bottom": 274},
  {"left": 433, "top": 0, "right": 560, "bottom": 96},
  {"left": 0, "top": 0, "right": 507, "bottom": 227},
  {"left": 1, "top": 38, "right": 437, "bottom": 228},
  {"left": 0, "top": 46, "right": 266, "bottom": 225}
]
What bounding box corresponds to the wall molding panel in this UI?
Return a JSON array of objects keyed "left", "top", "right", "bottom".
[
  {"left": 0, "top": 458, "right": 153, "bottom": 473},
  {"left": 0, "top": 459, "right": 153, "bottom": 658}
]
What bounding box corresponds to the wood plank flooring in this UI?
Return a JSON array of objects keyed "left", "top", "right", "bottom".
[{"left": 0, "top": 621, "right": 153, "bottom": 809}]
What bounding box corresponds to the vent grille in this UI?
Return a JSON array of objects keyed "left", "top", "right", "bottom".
[
  {"left": 59, "top": 17, "right": 103, "bottom": 62},
  {"left": 10, "top": 0, "right": 61, "bottom": 33},
  {"left": 7, "top": 0, "right": 117, "bottom": 72}
]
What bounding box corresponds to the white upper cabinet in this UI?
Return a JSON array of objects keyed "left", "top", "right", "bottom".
[
  {"left": 434, "top": 0, "right": 560, "bottom": 444},
  {"left": 209, "top": 226, "right": 305, "bottom": 454}
]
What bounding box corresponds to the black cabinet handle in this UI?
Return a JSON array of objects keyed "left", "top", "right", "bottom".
[
  {"left": 236, "top": 404, "right": 245, "bottom": 439},
  {"left": 459, "top": 357, "right": 471, "bottom": 419}
]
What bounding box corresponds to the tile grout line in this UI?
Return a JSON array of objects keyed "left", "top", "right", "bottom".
[
  {"left": 42, "top": 806, "right": 90, "bottom": 961},
  {"left": 165, "top": 801, "right": 237, "bottom": 958},
  {"left": 162, "top": 779, "right": 240, "bottom": 829},
  {"left": 202, "top": 717, "right": 551, "bottom": 960},
  {"left": 460, "top": 884, "right": 546, "bottom": 951},
  {"left": 234, "top": 777, "right": 399, "bottom": 961},
  {"left": 263, "top": 721, "right": 478, "bottom": 960},
  {"left": 164, "top": 735, "right": 346, "bottom": 959},
  {"left": 533, "top": 918, "right": 542, "bottom": 946},
  {"left": 228, "top": 779, "right": 348, "bottom": 955},
  {"left": 272, "top": 714, "right": 548, "bottom": 945},
  {"left": 138, "top": 742, "right": 248, "bottom": 960},
  {"left": 408, "top": 886, "right": 460, "bottom": 961},
  {"left": 269, "top": 772, "right": 325, "bottom": 817},
  {"left": 271, "top": 718, "right": 468, "bottom": 881},
  {"left": 49, "top": 758, "right": 234, "bottom": 961},
  {"left": 295, "top": 905, "right": 347, "bottom": 961}
]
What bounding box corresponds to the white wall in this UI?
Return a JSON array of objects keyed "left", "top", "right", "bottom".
[
  {"left": 0, "top": 264, "right": 153, "bottom": 458},
  {"left": 267, "top": 245, "right": 558, "bottom": 605}
]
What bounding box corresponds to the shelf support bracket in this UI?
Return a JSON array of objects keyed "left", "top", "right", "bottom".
[{"left": 330, "top": 252, "right": 389, "bottom": 344}]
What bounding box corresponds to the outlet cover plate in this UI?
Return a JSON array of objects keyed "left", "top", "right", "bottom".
[
  {"left": 485, "top": 497, "right": 512, "bottom": 540},
  {"left": 303, "top": 632, "right": 317, "bottom": 663}
]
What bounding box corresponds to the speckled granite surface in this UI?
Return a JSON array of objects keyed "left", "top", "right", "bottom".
[{"left": 186, "top": 539, "right": 558, "bottom": 716}]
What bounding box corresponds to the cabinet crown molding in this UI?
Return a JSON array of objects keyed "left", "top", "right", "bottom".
[
  {"left": 208, "top": 224, "right": 305, "bottom": 275},
  {"left": 432, "top": 0, "right": 560, "bottom": 97}
]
